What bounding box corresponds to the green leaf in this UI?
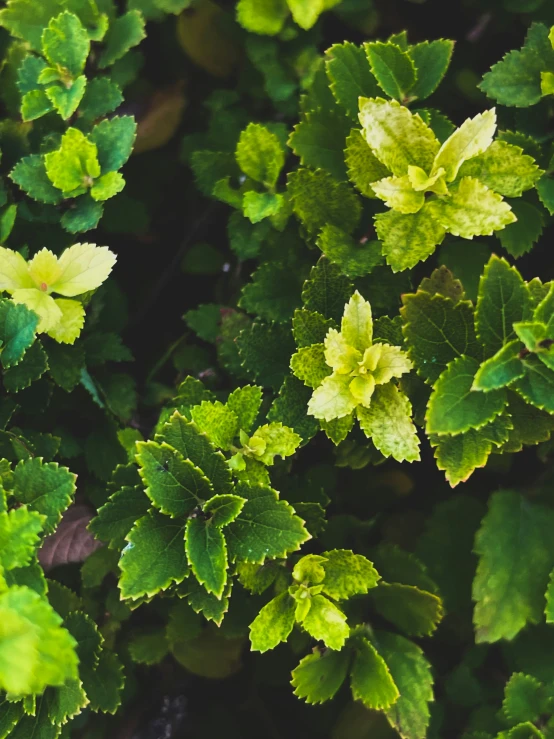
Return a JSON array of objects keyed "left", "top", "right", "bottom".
[
  {"left": 89, "top": 115, "right": 136, "bottom": 172},
  {"left": 236, "top": 0, "right": 289, "bottom": 36},
  {"left": 82, "top": 649, "right": 125, "bottom": 714},
  {"left": 0, "top": 507, "right": 44, "bottom": 571},
  {"left": 428, "top": 177, "right": 515, "bottom": 239},
  {"left": 289, "top": 111, "right": 350, "bottom": 181},
  {"left": 503, "top": 673, "right": 546, "bottom": 725},
  {"left": 359, "top": 98, "right": 439, "bottom": 176},
  {"left": 374, "top": 203, "right": 446, "bottom": 272},
  {"left": 0, "top": 0, "right": 67, "bottom": 50},
  {"left": 0, "top": 300, "right": 38, "bottom": 369},
  {"left": 239, "top": 261, "right": 305, "bottom": 323},
  {"left": 458, "top": 141, "right": 542, "bottom": 198},
  {"left": 44, "top": 127, "right": 100, "bottom": 196},
  {"left": 0, "top": 586, "right": 78, "bottom": 694},
  {"left": 293, "top": 309, "right": 336, "bottom": 348},
  {"left": 45, "top": 75, "right": 87, "bottom": 120},
  {"left": 225, "top": 482, "right": 310, "bottom": 563},
  {"left": 308, "top": 373, "right": 356, "bottom": 421},
  {"left": 248, "top": 422, "right": 302, "bottom": 465},
  {"left": 300, "top": 594, "right": 349, "bottom": 650},
  {"left": 186, "top": 577, "right": 231, "bottom": 625},
  {"left": 3, "top": 340, "right": 48, "bottom": 392},
  {"left": 98, "top": 10, "right": 145, "bottom": 68},
  {"left": 372, "top": 173, "right": 425, "bottom": 214},
  {"left": 291, "top": 344, "right": 330, "bottom": 388},
  {"left": 286, "top": 0, "right": 333, "bottom": 30},
  {"left": 204, "top": 494, "right": 245, "bottom": 527},
  {"left": 357, "top": 383, "right": 420, "bottom": 462},
  {"left": 350, "top": 636, "right": 400, "bottom": 709},
  {"left": 407, "top": 39, "right": 454, "bottom": 100},
  {"left": 513, "top": 356, "right": 554, "bottom": 413},
  {"left": 473, "top": 490, "right": 554, "bottom": 642},
  {"left": 155, "top": 412, "right": 233, "bottom": 496},
  {"left": 190, "top": 400, "right": 239, "bottom": 450},
  {"left": 61, "top": 197, "right": 103, "bottom": 234},
  {"left": 10, "top": 155, "right": 63, "bottom": 205},
  {"left": 499, "top": 391, "right": 554, "bottom": 453},
  {"left": 226, "top": 385, "right": 262, "bottom": 434},
  {"left": 537, "top": 174, "right": 554, "bottom": 215},
  {"left": 42, "top": 11, "right": 89, "bottom": 77},
  {"left": 185, "top": 516, "right": 228, "bottom": 597},
  {"left": 249, "top": 591, "right": 296, "bottom": 651},
  {"left": 236, "top": 321, "right": 296, "bottom": 390},
  {"left": 288, "top": 168, "right": 361, "bottom": 236},
  {"left": 292, "top": 648, "right": 350, "bottom": 704},
  {"left": 90, "top": 171, "right": 125, "bottom": 201},
  {"left": 472, "top": 341, "right": 524, "bottom": 391},
  {"left": 320, "top": 549, "right": 380, "bottom": 599},
  {"left": 344, "top": 128, "right": 389, "bottom": 198},
  {"left": 374, "top": 631, "right": 433, "bottom": 739},
  {"left": 13, "top": 458, "right": 75, "bottom": 534},
  {"left": 365, "top": 42, "right": 416, "bottom": 101},
  {"left": 21, "top": 90, "right": 53, "bottom": 121},
  {"left": 479, "top": 23, "right": 554, "bottom": 107},
  {"left": 432, "top": 109, "right": 496, "bottom": 182},
  {"left": 79, "top": 76, "right": 123, "bottom": 122},
  {"left": 318, "top": 226, "right": 393, "bottom": 278},
  {"left": 325, "top": 42, "right": 380, "bottom": 120},
  {"left": 401, "top": 290, "right": 480, "bottom": 384},
  {"left": 302, "top": 259, "right": 353, "bottom": 323},
  {"left": 89, "top": 485, "right": 149, "bottom": 548},
  {"left": 268, "top": 376, "right": 320, "bottom": 444},
  {"left": 371, "top": 583, "right": 443, "bottom": 637},
  {"left": 119, "top": 511, "right": 188, "bottom": 599},
  {"left": 476, "top": 255, "right": 533, "bottom": 357},
  {"left": 426, "top": 355, "right": 507, "bottom": 435},
  {"left": 236, "top": 123, "right": 285, "bottom": 187},
  {"left": 498, "top": 200, "right": 545, "bottom": 258},
  {"left": 136, "top": 440, "right": 212, "bottom": 517}
]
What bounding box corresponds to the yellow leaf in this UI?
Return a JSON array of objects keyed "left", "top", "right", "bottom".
[
  {"left": 27, "top": 248, "right": 62, "bottom": 291},
  {"left": 47, "top": 299, "right": 86, "bottom": 344},
  {"left": 51, "top": 243, "right": 117, "bottom": 297},
  {"left": 12, "top": 289, "right": 62, "bottom": 332},
  {"left": 0, "top": 247, "right": 34, "bottom": 292}
]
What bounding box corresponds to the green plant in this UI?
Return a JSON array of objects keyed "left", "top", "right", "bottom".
[{"left": 3, "top": 1, "right": 554, "bottom": 737}]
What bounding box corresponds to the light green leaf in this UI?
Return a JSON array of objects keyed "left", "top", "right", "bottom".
[
  {"left": 357, "top": 383, "right": 420, "bottom": 462},
  {"left": 290, "top": 344, "right": 331, "bottom": 389},
  {"left": 243, "top": 191, "right": 284, "bottom": 223},
  {"left": 136, "top": 440, "right": 212, "bottom": 517},
  {"left": 21, "top": 90, "right": 53, "bottom": 121},
  {"left": 432, "top": 109, "right": 496, "bottom": 182},
  {"left": 359, "top": 96, "right": 439, "bottom": 178},
  {"left": 249, "top": 591, "right": 296, "bottom": 652},
  {"left": 365, "top": 41, "right": 416, "bottom": 101},
  {"left": 475, "top": 255, "right": 533, "bottom": 357},
  {"left": 226, "top": 385, "right": 262, "bottom": 433},
  {"left": 119, "top": 511, "right": 188, "bottom": 599},
  {"left": 371, "top": 583, "right": 443, "bottom": 637},
  {"left": 44, "top": 128, "right": 100, "bottom": 196},
  {"left": 185, "top": 517, "right": 228, "bottom": 597},
  {"left": 350, "top": 636, "right": 400, "bottom": 709},
  {"left": 13, "top": 458, "right": 75, "bottom": 534},
  {"left": 300, "top": 593, "right": 349, "bottom": 650},
  {"left": 236, "top": 0, "right": 289, "bottom": 35},
  {"left": 286, "top": 0, "right": 337, "bottom": 30},
  {"left": 190, "top": 400, "right": 239, "bottom": 450},
  {"left": 317, "top": 224, "right": 383, "bottom": 278},
  {"left": 426, "top": 355, "right": 507, "bottom": 435},
  {"left": 0, "top": 507, "right": 44, "bottom": 571},
  {"left": 513, "top": 321, "right": 546, "bottom": 352},
  {"left": 514, "top": 356, "right": 554, "bottom": 413},
  {"left": 98, "top": 10, "right": 145, "bottom": 68},
  {"left": 473, "top": 340, "right": 524, "bottom": 391},
  {"left": 248, "top": 422, "right": 302, "bottom": 465},
  {"left": 407, "top": 39, "right": 454, "bottom": 100},
  {"left": 308, "top": 373, "right": 356, "bottom": 421},
  {"left": 344, "top": 128, "right": 389, "bottom": 198},
  {"left": 374, "top": 202, "right": 446, "bottom": 272},
  {"left": 325, "top": 42, "right": 380, "bottom": 120},
  {"left": 42, "top": 11, "right": 89, "bottom": 77},
  {"left": 473, "top": 490, "right": 554, "bottom": 642},
  {"left": 45, "top": 75, "right": 87, "bottom": 120},
  {"left": 338, "top": 290, "right": 371, "bottom": 352},
  {"left": 225, "top": 482, "right": 310, "bottom": 563},
  {"left": 203, "top": 494, "right": 246, "bottom": 527},
  {"left": 288, "top": 168, "right": 361, "bottom": 236},
  {"left": 90, "top": 171, "right": 125, "bottom": 201},
  {"left": 401, "top": 290, "right": 480, "bottom": 384},
  {"left": 428, "top": 177, "right": 515, "bottom": 239},
  {"left": 458, "top": 141, "right": 542, "bottom": 198},
  {"left": 502, "top": 673, "right": 546, "bottom": 725},
  {"left": 321, "top": 549, "right": 380, "bottom": 600},
  {"left": 372, "top": 174, "right": 425, "bottom": 214},
  {"left": 236, "top": 123, "right": 285, "bottom": 187},
  {"left": 292, "top": 648, "right": 350, "bottom": 704}
]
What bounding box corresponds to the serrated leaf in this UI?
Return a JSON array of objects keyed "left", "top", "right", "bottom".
[
  {"left": 289, "top": 111, "right": 350, "bottom": 180},
  {"left": 473, "top": 490, "right": 554, "bottom": 642},
  {"left": 236, "top": 123, "right": 285, "bottom": 187},
  {"left": 320, "top": 549, "right": 380, "bottom": 599},
  {"left": 365, "top": 41, "right": 416, "bottom": 101},
  {"left": 136, "top": 440, "right": 212, "bottom": 517},
  {"left": 293, "top": 309, "right": 336, "bottom": 348},
  {"left": 300, "top": 594, "right": 349, "bottom": 650},
  {"left": 10, "top": 155, "right": 63, "bottom": 205},
  {"left": 0, "top": 300, "right": 38, "bottom": 369},
  {"left": 236, "top": 321, "right": 295, "bottom": 390},
  {"left": 225, "top": 482, "right": 310, "bottom": 563},
  {"left": 374, "top": 202, "right": 446, "bottom": 272},
  {"left": 79, "top": 76, "right": 123, "bottom": 122},
  {"left": 42, "top": 11, "right": 89, "bottom": 77},
  {"left": 371, "top": 583, "right": 443, "bottom": 637},
  {"left": 458, "top": 141, "right": 542, "bottom": 198},
  {"left": 503, "top": 673, "right": 546, "bottom": 725},
  {"left": 185, "top": 517, "right": 228, "bottom": 597},
  {"left": 119, "top": 511, "right": 188, "bottom": 599},
  {"left": 249, "top": 591, "right": 296, "bottom": 651},
  {"left": 82, "top": 649, "right": 124, "bottom": 714},
  {"left": 3, "top": 340, "right": 48, "bottom": 392},
  {"left": 89, "top": 115, "right": 136, "bottom": 172},
  {"left": 473, "top": 340, "right": 525, "bottom": 391},
  {"left": 357, "top": 384, "right": 420, "bottom": 462},
  {"left": 325, "top": 42, "right": 380, "bottom": 119},
  {"left": 89, "top": 485, "right": 149, "bottom": 548},
  {"left": 302, "top": 259, "right": 353, "bottom": 323},
  {"left": 0, "top": 507, "right": 44, "bottom": 571},
  {"left": 344, "top": 128, "right": 390, "bottom": 198},
  {"left": 291, "top": 344, "right": 330, "bottom": 389},
  {"left": 408, "top": 39, "right": 454, "bottom": 100},
  {"left": 239, "top": 261, "right": 305, "bottom": 323},
  {"left": 291, "top": 648, "right": 350, "bottom": 704},
  {"left": 248, "top": 422, "right": 302, "bottom": 465},
  {"left": 401, "top": 290, "right": 480, "bottom": 384},
  {"left": 288, "top": 168, "right": 361, "bottom": 236},
  {"left": 476, "top": 255, "right": 533, "bottom": 357},
  {"left": 190, "top": 400, "right": 239, "bottom": 450},
  {"left": 268, "top": 376, "right": 320, "bottom": 444},
  {"left": 498, "top": 200, "right": 545, "bottom": 259},
  {"left": 359, "top": 98, "right": 439, "bottom": 176},
  {"left": 427, "top": 356, "right": 507, "bottom": 435},
  {"left": 44, "top": 127, "right": 100, "bottom": 196},
  {"left": 513, "top": 356, "right": 554, "bottom": 413},
  {"left": 98, "top": 10, "right": 145, "bottom": 68},
  {"left": 185, "top": 576, "right": 232, "bottom": 625},
  {"left": 204, "top": 494, "right": 245, "bottom": 527},
  {"left": 13, "top": 458, "right": 75, "bottom": 534},
  {"left": 499, "top": 391, "right": 554, "bottom": 453},
  {"left": 432, "top": 109, "right": 496, "bottom": 181},
  {"left": 350, "top": 636, "right": 400, "bottom": 709}
]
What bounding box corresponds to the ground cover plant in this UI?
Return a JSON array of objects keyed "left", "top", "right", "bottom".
[{"left": 2, "top": 0, "right": 554, "bottom": 737}]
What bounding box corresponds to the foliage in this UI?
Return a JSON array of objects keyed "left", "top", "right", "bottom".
[{"left": 1, "top": 1, "right": 554, "bottom": 738}]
